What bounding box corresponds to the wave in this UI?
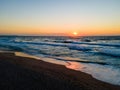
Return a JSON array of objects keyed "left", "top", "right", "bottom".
[
  {"left": 0, "top": 44, "right": 24, "bottom": 52},
  {"left": 98, "top": 48, "right": 120, "bottom": 57},
  {"left": 71, "top": 41, "right": 120, "bottom": 47},
  {"left": 51, "top": 40, "right": 120, "bottom": 47},
  {"left": 68, "top": 45, "right": 91, "bottom": 51},
  {"left": 12, "top": 41, "right": 92, "bottom": 51},
  {"left": 1, "top": 38, "right": 120, "bottom": 58}
]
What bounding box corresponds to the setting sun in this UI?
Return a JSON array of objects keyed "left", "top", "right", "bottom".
[{"left": 73, "top": 32, "right": 78, "bottom": 36}]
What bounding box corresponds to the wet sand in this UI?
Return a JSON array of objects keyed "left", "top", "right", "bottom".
[{"left": 0, "top": 52, "right": 120, "bottom": 90}]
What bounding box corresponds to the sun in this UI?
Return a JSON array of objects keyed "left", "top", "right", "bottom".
[{"left": 73, "top": 32, "right": 78, "bottom": 36}]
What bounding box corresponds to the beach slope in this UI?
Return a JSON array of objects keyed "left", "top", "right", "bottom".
[{"left": 0, "top": 52, "right": 120, "bottom": 90}]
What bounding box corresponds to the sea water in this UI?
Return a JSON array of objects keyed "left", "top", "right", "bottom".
[{"left": 0, "top": 35, "right": 120, "bottom": 85}]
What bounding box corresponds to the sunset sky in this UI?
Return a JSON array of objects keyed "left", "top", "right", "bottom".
[{"left": 0, "top": 0, "right": 120, "bottom": 36}]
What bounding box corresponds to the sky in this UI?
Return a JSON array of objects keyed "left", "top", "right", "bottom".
[{"left": 0, "top": 0, "right": 120, "bottom": 36}]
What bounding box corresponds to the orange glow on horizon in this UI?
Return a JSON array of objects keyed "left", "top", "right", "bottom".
[{"left": 0, "top": 23, "right": 120, "bottom": 36}]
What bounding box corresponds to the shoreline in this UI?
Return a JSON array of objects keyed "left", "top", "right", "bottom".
[{"left": 0, "top": 52, "right": 120, "bottom": 90}]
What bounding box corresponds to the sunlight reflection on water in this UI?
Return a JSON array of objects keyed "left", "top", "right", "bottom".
[{"left": 66, "top": 62, "right": 84, "bottom": 70}]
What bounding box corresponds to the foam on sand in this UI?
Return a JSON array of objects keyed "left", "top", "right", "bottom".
[
  {"left": 15, "top": 52, "right": 66, "bottom": 65},
  {"left": 81, "top": 63, "right": 120, "bottom": 85}
]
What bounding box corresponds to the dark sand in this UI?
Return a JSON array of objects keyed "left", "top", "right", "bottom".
[{"left": 0, "top": 52, "right": 120, "bottom": 90}]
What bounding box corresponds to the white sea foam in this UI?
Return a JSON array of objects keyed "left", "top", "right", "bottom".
[{"left": 81, "top": 63, "right": 120, "bottom": 85}]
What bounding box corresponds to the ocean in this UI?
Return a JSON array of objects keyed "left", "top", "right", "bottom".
[{"left": 0, "top": 35, "right": 120, "bottom": 85}]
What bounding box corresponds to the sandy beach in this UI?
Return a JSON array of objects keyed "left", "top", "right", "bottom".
[{"left": 0, "top": 52, "right": 120, "bottom": 90}]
